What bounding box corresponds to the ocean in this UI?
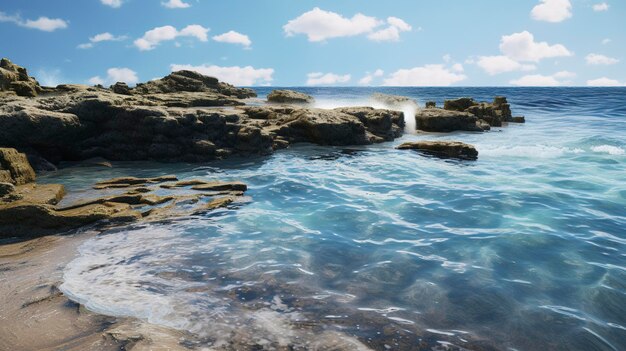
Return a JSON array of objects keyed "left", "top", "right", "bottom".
[{"left": 45, "top": 87, "right": 625, "bottom": 350}]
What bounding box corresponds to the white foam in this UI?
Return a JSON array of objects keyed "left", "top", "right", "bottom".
[
  {"left": 591, "top": 145, "right": 625, "bottom": 155},
  {"left": 479, "top": 145, "right": 584, "bottom": 158},
  {"left": 312, "top": 98, "right": 418, "bottom": 134}
]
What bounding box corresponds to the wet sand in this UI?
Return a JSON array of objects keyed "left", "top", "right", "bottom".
[{"left": 0, "top": 232, "right": 189, "bottom": 351}]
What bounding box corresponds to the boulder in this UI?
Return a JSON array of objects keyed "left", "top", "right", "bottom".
[
  {"left": 425, "top": 101, "right": 437, "bottom": 108},
  {"left": 267, "top": 90, "right": 314, "bottom": 104},
  {"left": 443, "top": 96, "right": 522, "bottom": 126},
  {"left": 397, "top": 141, "right": 478, "bottom": 160},
  {"left": 0, "top": 182, "right": 15, "bottom": 197},
  {"left": 0, "top": 148, "right": 36, "bottom": 185},
  {"left": 335, "top": 107, "right": 404, "bottom": 141},
  {"left": 414, "top": 108, "right": 484, "bottom": 132},
  {"left": 371, "top": 93, "right": 418, "bottom": 109},
  {"left": 110, "top": 82, "right": 132, "bottom": 95},
  {"left": 0, "top": 58, "right": 42, "bottom": 97}
]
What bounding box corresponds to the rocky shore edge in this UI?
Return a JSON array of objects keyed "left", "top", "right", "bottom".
[{"left": 0, "top": 57, "right": 525, "bottom": 350}]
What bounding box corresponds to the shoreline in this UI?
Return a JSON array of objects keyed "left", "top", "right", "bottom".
[{"left": 0, "top": 231, "right": 194, "bottom": 351}]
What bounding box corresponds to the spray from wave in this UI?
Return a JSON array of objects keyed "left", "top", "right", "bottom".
[{"left": 312, "top": 96, "right": 419, "bottom": 134}]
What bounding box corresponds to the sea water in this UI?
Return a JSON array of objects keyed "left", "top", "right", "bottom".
[{"left": 46, "top": 87, "right": 625, "bottom": 350}]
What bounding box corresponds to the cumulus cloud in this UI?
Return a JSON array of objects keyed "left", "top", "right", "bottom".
[
  {"left": 593, "top": 2, "right": 609, "bottom": 11},
  {"left": 477, "top": 55, "right": 536, "bottom": 75},
  {"left": 531, "top": 0, "right": 572, "bottom": 22},
  {"left": 510, "top": 71, "right": 575, "bottom": 86},
  {"left": 383, "top": 64, "right": 467, "bottom": 86},
  {"left": 306, "top": 72, "right": 351, "bottom": 86},
  {"left": 585, "top": 53, "right": 619, "bottom": 65},
  {"left": 602, "top": 38, "right": 611, "bottom": 45},
  {"left": 500, "top": 31, "right": 572, "bottom": 62},
  {"left": 283, "top": 8, "right": 411, "bottom": 42},
  {"left": 170, "top": 64, "right": 274, "bottom": 86},
  {"left": 358, "top": 69, "right": 384, "bottom": 85},
  {"left": 586, "top": 77, "right": 622, "bottom": 86},
  {"left": 162, "top": 0, "right": 191, "bottom": 9},
  {"left": 78, "top": 32, "right": 126, "bottom": 49},
  {"left": 212, "top": 31, "right": 252, "bottom": 48},
  {"left": 89, "top": 67, "right": 139, "bottom": 86},
  {"left": 0, "top": 11, "right": 68, "bottom": 32},
  {"left": 134, "top": 25, "right": 209, "bottom": 50},
  {"left": 101, "top": 0, "right": 123, "bottom": 8},
  {"left": 367, "top": 17, "right": 412, "bottom": 42}
]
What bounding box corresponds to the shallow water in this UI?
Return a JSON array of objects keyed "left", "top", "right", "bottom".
[{"left": 46, "top": 87, "right": 625, "bottom": 350}]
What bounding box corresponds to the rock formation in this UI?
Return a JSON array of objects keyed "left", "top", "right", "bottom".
[
  {"left": 0, "top": 150, "right": 249, "bottom": 238},
  {"left": 414, "top": 108, "right": 484, "bottom": 132},
  {"left": 0, "top": 59, "right": 405, "bottom": 165},
  {"left": 397, "top": 141, "right": 478, "bottom": 160},
  {"left": 0, "top": 58, "right": 42, "bottom": 97},
  {"left": 267, "top": 89, "right": 314, "bottom": 104},
  {"left": 443, "top": 96, "right": 524, "bottom": 127}
]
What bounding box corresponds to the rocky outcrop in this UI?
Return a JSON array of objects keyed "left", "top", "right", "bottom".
[
  {"left": 0, "top": 148, "right": 36, "bottom": 185},
  {"left": 414, "top": 108, "right": 484, "bottom": 132},
  {"left": 335, "top": 107, "right": 404, "bottom": 141},
  {"left": 397, "top": 141, "right": 478, "bottom": 160},
  {"left": 132, "top": 70, "right": 256, "bottom": 99},
  {"left": 1, "top": 60, "right": 406, "bottom": 164},
  {"left": 0, "top": 58, "right": 42, "bottom": 97},
  {"left": 444, "top": 96, "right": 524, "bottom": 127},
  {"left": 370, "top": 93, "right": 419, "bottom": 110},
  {"left": 0, "top": 162, "right": 249, "bottom": 238},
  {"left": 267, "top": 90, "right": 314, "bottom": 104}
]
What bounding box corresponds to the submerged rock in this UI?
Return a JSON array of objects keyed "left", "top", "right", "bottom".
[
  {"left": 267, "top": 89, "right": 314, "bottom": 104},
  {"left": 397, "top": 141, "right": 478, "bottom": 160}
]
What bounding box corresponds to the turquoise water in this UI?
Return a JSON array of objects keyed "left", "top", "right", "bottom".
[{"left": 50, "top": 88, "right": 625, "bottom": 350}]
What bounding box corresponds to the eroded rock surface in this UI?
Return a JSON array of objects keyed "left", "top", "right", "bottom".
[
  {"left": 444, "top": 96, "right": 525, "bottom": 127},
  {"left": 267, "top": 89, "right": 314, "bottom": 104},
  {"left": 414, "top": 108, "right": 483, "bottom": 132},
  {"left": 397, "top": 141, "right": 479, "bottom": 160},
  {"left": 0, "top": 58, "right": 42, "bottom": 97},
  {"left": 0, "top": 148, "right": 36, "bottom": 185}
]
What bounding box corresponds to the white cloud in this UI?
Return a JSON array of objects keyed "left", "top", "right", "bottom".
[
  {"left": 212, "top": 31, "right": 252, "bottom": 48},
  {"left": 358, "top": 69, "right": 384, "bottom": 85},
  {"left": 477, "top": 55, "right": 536, "bottom": 75},
  {"left": 585, "top": 53, "right": 619, "bottom": 65},
  {"left": 510, "top": 71, "right": 575, "bottom": 86},
  {"left": 162, "top": 0, "right": 191, "bottom": 9},
  {"left": 500, "top": 31, "right": 572, "bottom": 62},
  {"left": 306, "top": 72, "right": 351, "bottom": 86},
  {"left": 89, "top": 67, "right": 139, "bottom": 86},
  {"left": 0, "top": 12, "right": 68, "bottom": 32},
  {"left": 602, "top": 38, "right": 611, "bottom": 45},
  {"left": 170, "top": 64, "right": 274, "bottom": 86},
  {"left": 283, "top": 8, "right": 410, "bottom": 42},
  {"left": 531, "top": 0, "right": 572, "bottom": 22},
  {"left": 134, "top": 25, "right": 209, "bottom": 50},
  {"left": 593, "top": 2, "right": 609, "bottom": 11},
  {"left": 368, "top": 17, "right": 412, "bottom": 42},
  {"left": 101, "top": 0, "right": 123, "bottom": 8},
  {"left": 586, "top": 77, "right": 623, "bottom": 86},
  {"left": 383, "top": 64, "right": 467, "bottom": 86},
  {"left": 78, "top": 32, "right": 126, "bottom": 49}
]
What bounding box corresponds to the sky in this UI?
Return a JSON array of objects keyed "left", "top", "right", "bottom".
[{"left": 1, "top": 0, "right": 624, "bottom": 87}]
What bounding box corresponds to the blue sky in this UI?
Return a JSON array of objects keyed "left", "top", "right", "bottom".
[{"left": 1, "top": 0, "right": 624, "bottom": 86}]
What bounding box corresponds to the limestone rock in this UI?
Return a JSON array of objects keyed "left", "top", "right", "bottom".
[
  {"left": 414, "top": 108, "right": 484, "bottom": 132},
  {"left": 0, "top": 148, "right": 36, "bottom": 185},
  {"left": 371, "top": 93, "right": 418, "bottom": 109},
  {"left": 94, "top": 175, "right": 178, "bottom": 189},
  {"left": 133, "top": 70, "right": 256, "bottom": 99},
  {"left": 397, "top": 141, "right": 478, "bottom": 160},
  {"left": 267, "top": 90, "right": 314, "bottom": 104},
  {"left": 0, "top": 182, "right": 15, "bottom": 197},
  {"left": 335, "top": 107, "right": 405, "bottom": 141},
  {"left": 0, "top": 58, "right": 41, "bottom": 97},
  {"left": 110, "top": 82, "right": 132, "bottom": 95},
  {"left": 443, "top": 96, "right": 523, "bottom": 127}
]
